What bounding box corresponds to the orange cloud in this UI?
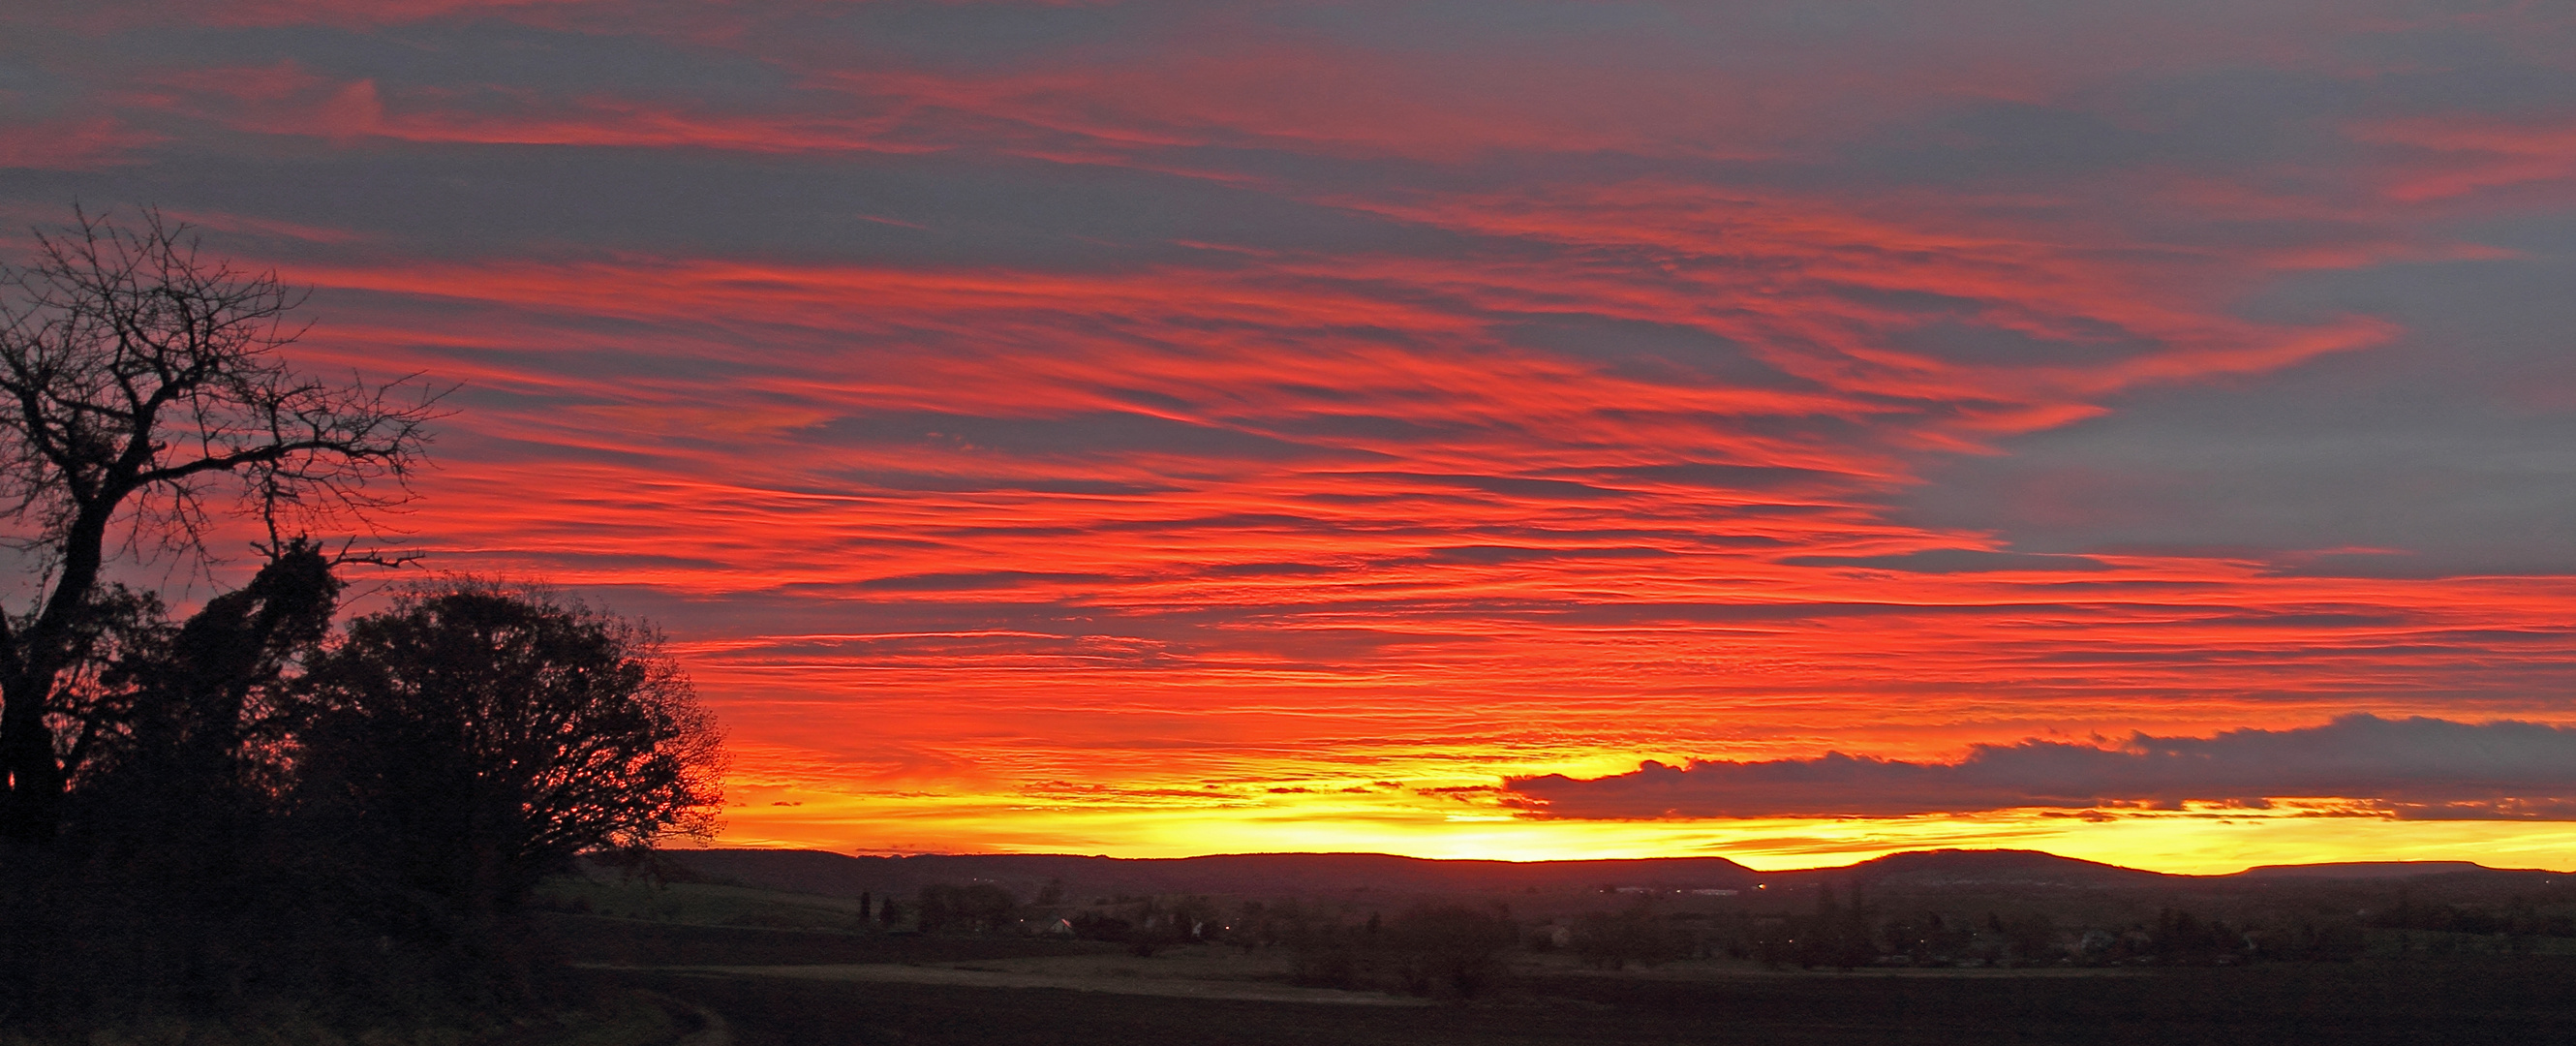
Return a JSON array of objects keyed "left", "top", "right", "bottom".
[{"left": 24, "top": 0, "right": 2576, "bottom": 869}]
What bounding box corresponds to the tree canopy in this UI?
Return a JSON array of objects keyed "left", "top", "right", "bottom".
[
  {"left": 0, "top": 207, "right": 727, "bottom": 1028},
  {"left": 296, "top": 584, "right": 726, "bottom": 924},
  {"left": 0, "top": 206, "right": 440, "bottom": 842}
]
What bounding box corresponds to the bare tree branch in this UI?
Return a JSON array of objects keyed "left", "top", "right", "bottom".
[{"left": 0, "top": 205, "right": 447, "bottom": 842}]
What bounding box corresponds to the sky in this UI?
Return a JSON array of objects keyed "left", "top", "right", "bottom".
[{"left": 6, "top": 0, "right": 2576, "bottom": 874}]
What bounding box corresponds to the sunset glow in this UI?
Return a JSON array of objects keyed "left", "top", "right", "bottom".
[{"left": 9, "top": 0, "right": 2576, "bottom": 874}]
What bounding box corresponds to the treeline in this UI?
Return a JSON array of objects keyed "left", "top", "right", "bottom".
[
  {"left": 2372, "top": 889, "right": 2576, "bottom": 938},
  {"left": 1558, "top": 885, "right": 2576, "bottom": 969},
  {"left": 876, "top": 878, "right": 2386, "bottom": 998},
  {"left": 1081, "top": 894, "right": 1522, "bottom": 1000},
  {"left": 877, "top": 875, "right": 2576, "bottom": 997},
  {"left": 1, "top": 555, "right": 725, "bottom": 1024},
  {"left": 0, "top": 209, "right": 725, "bottom": 1033},
  {"left": 1725, "top": 892, "right": 2371, "bottom": 969}
]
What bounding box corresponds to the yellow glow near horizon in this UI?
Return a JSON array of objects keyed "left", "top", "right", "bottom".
[
  {"left": 50, "top": 0, "right": 2576, "bottom": 900},
  {"left": 704, "top": 785, "right": 2576, "bottom": 876}
]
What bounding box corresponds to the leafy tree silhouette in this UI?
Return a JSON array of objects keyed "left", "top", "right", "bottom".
[
  {"left": 1385, "top": 904, "right": 1518, "bottom": 1000},
  {"left": 292, "top": 583, "right": 725, "bottom": 943},
  {"left": 917, "top": 881, "right": 1018, "bottom": 934},
  {"left": 1, "top": 545, "right": 371, "bottom": 1017},
  {"left": 67, "top": 540, "right": 339, "bottom": 853}
]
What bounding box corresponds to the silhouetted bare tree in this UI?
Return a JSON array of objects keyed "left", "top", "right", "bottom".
[
  {"left": 0, "top": 207, "right": 438, "bottom": 843},
  {"left": 293, "top": 584, "right": 725, "bottom": 939}
]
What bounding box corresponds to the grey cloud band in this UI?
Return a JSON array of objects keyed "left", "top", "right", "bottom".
[{"left": 1507, "top": 716, "right": 2576, "bottom": 820}]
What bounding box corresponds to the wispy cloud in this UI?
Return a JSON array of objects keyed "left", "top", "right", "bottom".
[{"left": 5, "top": 0, "right": 2576, "bottom": 858}]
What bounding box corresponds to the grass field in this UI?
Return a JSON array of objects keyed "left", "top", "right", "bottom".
[
  {"left": 586, "top": 959, "right": 2576, "bottom": 1046},
  {"left": 543, "top": 913, "right": 2576, "bottom": 1044}
]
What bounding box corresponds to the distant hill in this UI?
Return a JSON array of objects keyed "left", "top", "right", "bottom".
[
  {"left": 663, "top": 849, "right": 1760, "bottom": 901},
  {"left": 2237, "top": 861, "right": 2490, "bottom": 880},
  {"left": 1771, "top": 848, "right": 2177, "bottom": 890},
  {"left": 658, "top": 846, "right": 2563, "bottom": 905}
]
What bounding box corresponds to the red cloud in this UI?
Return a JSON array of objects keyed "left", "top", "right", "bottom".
[
  {"left": 22, "top": 0, "right": 2576, "bottom": 855},
  {"left": 0, "top": 115, "right": 163, "bottom": 169}
]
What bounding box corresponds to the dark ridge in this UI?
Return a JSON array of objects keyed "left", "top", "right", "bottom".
[
  {"left": 663, "top": 848, "right": 1760, "bottom": 900},
  {"left": 1770, "top": 848, "right": 2180, "bottom": 889},
  {"left": 2237, "top": 860, "right": 2490, "bottom": 880},
  {"left": 662, "top": 846, "right": 2570, "bottom": 903}
]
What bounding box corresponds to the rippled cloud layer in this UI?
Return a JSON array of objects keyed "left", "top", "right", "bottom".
[{"left": 6, "top": 1, "right": 2576, "bottom": 869}]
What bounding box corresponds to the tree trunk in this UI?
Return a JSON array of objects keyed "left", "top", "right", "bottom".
[
  {"left": 0, "top": 681, "right": 62, "bottom": 844},
  {"left": 0, "top": 505, "right": 114, "bottom": 844}
]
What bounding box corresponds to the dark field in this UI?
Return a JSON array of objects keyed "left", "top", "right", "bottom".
[
  {"left": 550, "top": 917, "right": 2576, "bottom": 1045},
  {"left": 537, "top": 912, "right": 1100, "bottom": 967},
  {"left": 586, "top": 960, "right": 2576, "bottom": 1046}
]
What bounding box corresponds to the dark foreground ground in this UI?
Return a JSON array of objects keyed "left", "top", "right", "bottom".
[
  {"left": 586, "top": 963, "right": 2576, "bottom": 1046},
  {"left": 551, "top": 917, "right": 2576, "bottom": 1046}
]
